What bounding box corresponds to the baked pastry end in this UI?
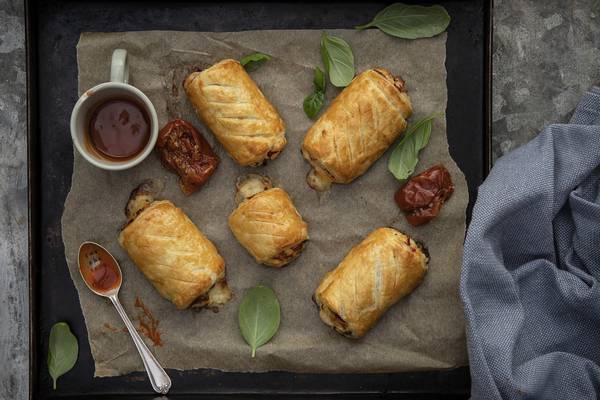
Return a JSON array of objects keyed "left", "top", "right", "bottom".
[{"left": 235, "top": 173, "right": 273, "bottom": 204}]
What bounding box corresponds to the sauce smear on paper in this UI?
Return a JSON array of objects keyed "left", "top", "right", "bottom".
[{"left": 134, "top": 296, "right": 163, "bottom": 346}]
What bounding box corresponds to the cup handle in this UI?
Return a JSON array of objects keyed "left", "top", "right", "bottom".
[{"left": 110, "top": 49, "right": 129, "bottom": 84}]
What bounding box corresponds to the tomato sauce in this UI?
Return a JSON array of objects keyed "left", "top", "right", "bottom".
[
  {"left": 134, "top": 296, "right": 163, "bottom": 347},
  {"left": 87, "top": 99, "right": 150, "bottom": 160},
  {"left": 79, "top": 243, "right": 122, "bottom": 292}
]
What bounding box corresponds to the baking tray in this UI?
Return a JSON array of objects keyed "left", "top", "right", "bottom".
[{"left": 26, "top": 0, "right": 492, "bottom": 398}]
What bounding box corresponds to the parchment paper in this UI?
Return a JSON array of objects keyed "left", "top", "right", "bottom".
[{"left": 62, "top": 30, "right": 468, "bottom": 377}]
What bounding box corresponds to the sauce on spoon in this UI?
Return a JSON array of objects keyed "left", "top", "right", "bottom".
[
  {"left": 77, "top": 241, "right": 171, "bottom": 394},
  {"left": 79, "top": 242, "right": 122, "bottom": 293}
]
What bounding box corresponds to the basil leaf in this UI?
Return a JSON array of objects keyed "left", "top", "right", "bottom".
[
  {"left": 303, "top": 68, "right": 327, "bottom": 119},
  {"left": 313, "top": 67, "right": 326, "bottom": 93},
  {"left": 389, "top": 122, "right": 431, "bottom": 181},
  {"left": 47, "top": 322, "right": 78, "bottom": 390},
  {"left": 356, "top": 3, "right": 451, "bottom": 39},
  {"left": 320, "top": 32, "right": 355, "bottom": 87},
  {"left": 240, "top": 52, "right": 271, "bottom": 72},
  {"left": 303, "top": 90, "right": 325, "bottom": 119},
  {"left": 238, "top": 285, "right": 280, "bottom": 357},
  {"left": 388, "top": 114, "right": 443, "bottom": 181}
]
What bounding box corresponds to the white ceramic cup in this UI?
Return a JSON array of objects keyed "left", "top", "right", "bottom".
[{"left": 70, "top": 49, "right": 159, "bottom": 170}]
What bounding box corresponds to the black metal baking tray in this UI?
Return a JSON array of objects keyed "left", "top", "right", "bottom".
[{"left": 26, "top": 0, "right": 492, "bottom": 398}]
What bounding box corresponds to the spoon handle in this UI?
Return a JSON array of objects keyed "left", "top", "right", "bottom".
[{"left": 109, "top": 295, "right": 171, "bottom": 394}]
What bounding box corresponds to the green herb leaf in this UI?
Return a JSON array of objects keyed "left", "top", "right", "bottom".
[
  {"left": 303, "top": 68, "right": 327, "bottom": 119},
  {"left": 47, "top": 322, "right": 78, "bottom": 390},
  {"left": 303, "top": 90, "right": 325, "bottom": 119},
  {"left": 240, "top": 52, "right": 271, "bottom": 72},
  {"left": 356, "top": 3, "right": 451, "bottom": 39},
  {"left": 238, "top": 285, "right": 280, "bottom": 357},
  {"left": 313, "top": 67, "right": 326, "bottom": 93},
  {"left": 388, "top": 113, "right": 443, "bottom": 181},
  {"left": 320, "top": 32, "right": 355, "bottom": 87}
]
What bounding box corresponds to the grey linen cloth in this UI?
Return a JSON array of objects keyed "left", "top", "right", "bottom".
[{"left": 461, "top": 87, "right": 600, "bottom": 399}]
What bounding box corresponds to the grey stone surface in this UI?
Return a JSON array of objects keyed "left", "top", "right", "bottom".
[
  {"left": 0, "top": 0, "right": 28, "bottom": 399},
  {"left": 1, "top": 0, "right": 600, "bottom": 398},
  {"left": 493, "top": 0, "right": 600, "bottom": 161}
]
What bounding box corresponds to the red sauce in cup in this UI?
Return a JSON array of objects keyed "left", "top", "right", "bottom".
[{"left": 88, "top": 99, "right": 150, "bottom": 159}]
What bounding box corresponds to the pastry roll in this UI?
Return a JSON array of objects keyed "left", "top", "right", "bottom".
[
  {"left": 119, "top": 182, "right": 231, "bottom": 309},
  {"left": 314, "top": 227, "right": 428, "bottom": 338},
  {"left": 184, "top": 59, "right": 286, "bottom": 166},
  {"left": 228, "top": 174, "right": 308, "bottom": 267},
  {"left": 302, "top": 68, "right": 413, "bottom": 191}
]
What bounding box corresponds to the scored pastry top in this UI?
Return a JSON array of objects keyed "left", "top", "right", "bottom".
[{"left": 184, "top": 59, "right": 287, "bottom": 166}]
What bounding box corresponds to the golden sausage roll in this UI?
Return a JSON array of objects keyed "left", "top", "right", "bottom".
[
  {"left": 302, "top": 68, "right": 413, "bottom": 191},
  {"left": 119, "top": 182, "right": 231, "bottom": 309},
  {"left": 228, "top": 174, "right": 308, "bottom": 267},
  {"left": 314, "top": 227, "right": 428, "bottom": 338},
  {"left": 184, "top": 59, "right": 286, "bottom": 166}
]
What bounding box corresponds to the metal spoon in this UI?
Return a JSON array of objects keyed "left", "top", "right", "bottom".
[{"left": 78, "top": 241, "right": 171, "bottom": 394}]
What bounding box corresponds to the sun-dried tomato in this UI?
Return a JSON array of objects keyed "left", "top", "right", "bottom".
[
  {"left": 395, "top": 164, "right": 454, "bottom": 226},
  {"left": 156, "top": 119, "right": 219, "bottom": 195}
]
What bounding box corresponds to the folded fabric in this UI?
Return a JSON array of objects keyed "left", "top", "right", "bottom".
[{"left": 461, "top": 87, "right": 600, "bottom": 399}]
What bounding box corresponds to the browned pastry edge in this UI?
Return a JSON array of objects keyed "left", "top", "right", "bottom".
[
  {"left": 121, "top": 183, "right": 232, "bottom": 310},
  {"left": 123, "top": 179, "right": 164, "bottom": 225},
  {"left": 302, "top": 67, "right": 412, "bottom": 192},
  {"left": 230, "top": 174, "right": 309, "bottom": 268},
  {"left": 313, "top": 227, "right": 428, "bottom": 338},
  {"left": 182, "top": 59, "right": 287, "bottom": 166}
]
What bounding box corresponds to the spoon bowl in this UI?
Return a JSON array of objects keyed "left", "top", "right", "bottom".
[
  {"left": 78, "top": 242, "right": 122, "bottom": 297},
  {"left": 77, "top": 241, "right": 171, "bottom": 394}
]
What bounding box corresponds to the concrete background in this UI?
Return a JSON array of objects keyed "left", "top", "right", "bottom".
[
  {"left": 492, "top": 0, "right": 600, "bottom": 160},
  {"left": 0, "top": 0, "right": 29, "bottom": 399},
  {"left": 1, "top": 0, "right": 599, "bottom": 398}
]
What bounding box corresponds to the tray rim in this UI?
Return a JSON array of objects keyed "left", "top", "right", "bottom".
[{"left": 25, "top": 0, "right": 493, "bottom": 398}]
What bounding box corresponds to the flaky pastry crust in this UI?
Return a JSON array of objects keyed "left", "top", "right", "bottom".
[
  {"left": 119, "top": 200, "right": 231, "bottom": 309},
  {"left": 314, "top": 227, "right": 428, "bottom": 338},
  {"left": 229, "top": 186, "right": 308, "bottom": 267},
  {"left": 302, "top": 68, "right": 412, "bottom": 191},
  {"left": 184, "top": 59, "right": 286, "bottom": 166}
]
